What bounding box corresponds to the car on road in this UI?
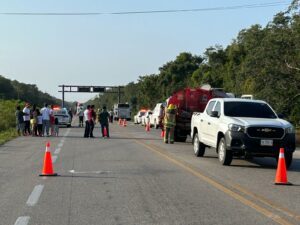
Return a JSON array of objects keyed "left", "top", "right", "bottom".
[
  {"left": 141, "top": 110, "right": 152, "bottom": 126},
  {"left": 149, "top": 103, "right": 164, "bottom": 129},
  {"left": 53, "top": 108, "right": 72, "bottom": 127},
  {"left": 134, "top": 110, "right": 146, "bottom": 124}
]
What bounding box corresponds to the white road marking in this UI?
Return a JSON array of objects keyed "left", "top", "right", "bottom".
[
  {"left": 57, "top": 143, "right": 63, "bottom": 148},
  {"left": 52, "top": 155, "right": 58, "bottom": 163},
  {"left": 14, "top": 216, "right": 30, "bottom": 225},
  {"left": 26, "top": 185, "right": 44, "bottom": 206},
  {"left": 69, "top": 170, "right": 111, "bottom": 174},
  {"left": 54, "top": 148, "right": 61, "bottom": 155}
]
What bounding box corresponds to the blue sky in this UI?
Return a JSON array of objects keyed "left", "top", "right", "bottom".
[{"left": 0, "top": 0, "right": 291, "bottom": 102}]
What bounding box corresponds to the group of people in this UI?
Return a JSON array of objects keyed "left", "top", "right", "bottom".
[
  {"left": 83, "top": 105, "right": 110, "bottom": 138},
  {"left": 15, "top": 103, "right": 60, "bottom": 137}
]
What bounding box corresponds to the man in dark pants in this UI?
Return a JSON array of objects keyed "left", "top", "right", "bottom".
[
  {"left": 84, "top": 105, "right": 91, "bottom": 138},
  {"left": 89, "top": 105, "right": 96, "bottom": 138},
  {"left": 99, "top": 106, "right": 110, "bottom": 138}
]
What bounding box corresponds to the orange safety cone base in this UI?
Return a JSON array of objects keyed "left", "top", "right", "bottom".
[
  {"left": 274, "top": 181, "right": 292, "bottom": 185},
  {"left": 39, "top": 173, "right": 58, "bottom": 177}
]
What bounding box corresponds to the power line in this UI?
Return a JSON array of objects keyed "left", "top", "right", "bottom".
[{"left": 0, "top": 1, "right": 290, "bottom": 16}]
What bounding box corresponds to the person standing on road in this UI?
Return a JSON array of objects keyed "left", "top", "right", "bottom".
[
  {"left": 41, "top": 103, "right": 52, "bottom": 137},
  {"left": 77, "top": 106, "right": 84, "bottom": 127},
  {"left": 164, "top": 104, "right": 177, "bottom": 144},
  {"left": 83, "top": 105, "right": 91, "bottom": 138},
  {"left": 89, "top": 105, "right": 96, "bottom": 138},
  {"left": 68, "top": 108, "right": 73, "bottom": 124},
  {"left": 15, "top": 105, "right": 25, "bottom": 136},
  {"left": 23, "top": 103, "right": 31, "bottom": 135},
  {"left": 98, "top": 106, "right": 110, "bottom": 138}
]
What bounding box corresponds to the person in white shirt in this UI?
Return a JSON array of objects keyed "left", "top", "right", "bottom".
[
  {"left": 83, "top": 105, "right": 90, "bottom": 138},
  {"left": 40, "top": 103, "right": 52, "bottom": 136},
  {"left": 23, "top": 103, "right": 31, "bottom": 135}
]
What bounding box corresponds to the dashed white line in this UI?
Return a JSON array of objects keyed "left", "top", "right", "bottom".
[
  {"left": 57, "top": 143, "right": 63, "bottom": 148},
  {"left": 54, "top": 148, "right": 61, "bottom": 155},
  {"left": 26, "top": 185, "right": 44, "bottom": 207},
  {"left": 14, "top": 216, "right": 30, "bottom": 225},
  {"left": 52, "top": 155, "right": 58, "bottom": 163}
]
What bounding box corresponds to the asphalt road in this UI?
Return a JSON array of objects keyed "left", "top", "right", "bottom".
[{"left": 1, "top": 119, "right": 300, "bottom": 225}]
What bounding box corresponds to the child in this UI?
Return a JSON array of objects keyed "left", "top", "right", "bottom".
[
  {"left": 37, "top": 109, "right": 43, "bottom": 136},
  {"left": 54, "top": 117, "right": 59, "bottom": 137}
]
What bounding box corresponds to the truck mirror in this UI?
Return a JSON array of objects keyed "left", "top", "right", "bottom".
[
  {"left": 210, "top": 111, "right": 219, "bottom": 118},
  {"left": 277, "top": 113, "right": 285, "bottom": 119}
]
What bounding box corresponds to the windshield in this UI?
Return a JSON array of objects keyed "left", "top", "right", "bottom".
[
  {"left": 224, "top": 102, "right": 277, "bottom": 118},
  {"left": 53, "top": 110, "right": 67, "bottom": 115},
  {"left": 118, "top": 104, "right": 130, "bottom": 108}
]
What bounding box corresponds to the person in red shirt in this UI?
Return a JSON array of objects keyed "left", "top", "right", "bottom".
[{"left": 89, "top": 105, "right": 96, "bottom": 138}]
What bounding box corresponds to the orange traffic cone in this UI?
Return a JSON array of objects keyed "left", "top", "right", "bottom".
[
  {"left": 39, "top": 142, "right": 57, "bottom": 176},
  {"left": 145, "top": 122, "right": 150, "bottom": 132},
  {"left": 161, "top": 130, "right": 165, "bottom": 138},
  {"left": 103, "top": 127, "right": 107, "bottom": 137},
  {"left": 274, "top": 148, "right": 291, "bottom": 185},
  {"left": 123, "top": 119, "right": 127, "bottom": 127},
  {"left": 119, "top": 118, "right": 122, "bottom": 126}
]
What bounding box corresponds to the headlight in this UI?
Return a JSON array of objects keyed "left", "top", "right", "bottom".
[
  {"left": 285, "top": 126, "right": 295, "bottom": 134},
  {"left": 228, "top": 124, "right": 245, "bottom": 132}
]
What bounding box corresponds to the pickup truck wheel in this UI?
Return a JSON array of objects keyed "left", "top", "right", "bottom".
[
  {"left": 193, "top": 133, "right": 205, "bottom": 157},
  {"left": 218, "top": 137, "right": 232, "bottom": 166}
]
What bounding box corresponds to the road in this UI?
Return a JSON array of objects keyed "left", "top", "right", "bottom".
[{"left": 0, "top": 119, "right": 300, "bottom": 225}]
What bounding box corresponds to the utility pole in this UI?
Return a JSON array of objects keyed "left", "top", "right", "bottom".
[{"left": 62, "top": 85, "right": 65, "bottom": 108}]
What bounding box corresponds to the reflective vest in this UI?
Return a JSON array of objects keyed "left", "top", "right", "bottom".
[{"left": 164, "top": 109, "right": 176, "bottom": 128}]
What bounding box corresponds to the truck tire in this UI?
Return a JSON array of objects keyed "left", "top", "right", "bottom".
[
  {"left": 217, "top": 137, "right": 232, "bottom": 166},
  {"left": 193, "top": 133, "right": 205, "bottom": 157}
]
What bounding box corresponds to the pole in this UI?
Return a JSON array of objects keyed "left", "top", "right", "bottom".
[
  {"left": 62, "top": 85, "right": 65, "bottom": 108},
  {"left": 118, "top": 86, "right": 121, "bottom": 103}
]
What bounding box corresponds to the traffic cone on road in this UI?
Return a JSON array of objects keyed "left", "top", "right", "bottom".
[
  {"left": 145, "top": 122, "right": 150, "bottom": 132},
  {"left": 39, "top": 142, "right": 57, "bottom": 176},
  {"left": 274, "top": 148, "right": 291, "bottom": 185},
  {"left": 123, "top": 119, "right": 127, "bottom": 127},
  {"left": 119, "top": 118, "right": 122, "bottom": 126},
  {"left": 161, "top": 130, "right": 165, "bottom": 138}
]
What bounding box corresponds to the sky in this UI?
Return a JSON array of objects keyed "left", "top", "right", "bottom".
[{"left": 0, "top": 0, "right": 292, "bottom": 102}]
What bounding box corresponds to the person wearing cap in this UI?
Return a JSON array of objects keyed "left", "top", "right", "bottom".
[
  {"left": 23, "top": 103, "right": 31, "bottom": 135},
  {"left": 164, "top": 104, "right": 177, "bottom": 144}
]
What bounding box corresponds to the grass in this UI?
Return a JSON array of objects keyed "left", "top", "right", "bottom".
[{"left": 0, "top": 128, "right": 18, "bottom": 145}]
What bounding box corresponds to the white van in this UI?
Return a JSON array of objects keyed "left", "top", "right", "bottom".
[
  {"left": 149, "top": 103, "right": 164, "bottom": 129},
  {"left": 113, "top": 103, "right": 131, "bottom": 120}
]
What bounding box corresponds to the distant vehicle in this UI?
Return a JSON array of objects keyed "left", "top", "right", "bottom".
[
  {"left": 141, "top": 110, "right": 152, "bottom": 126},
  {"left": 241, "top": 94, "right": 254, "bottom": 100},
  {"left": 149, "top": 103, "right": 164, "bottom": 129},
  {"left": 113, "top": 103, "right": 131, "bottom": 121},
  {"left": 191, "top": 98, "right": 295, "bottom": 167},
  {"left": 134, "top": 110, "right": 147, "bottom": 124},
  {"left": 53, "top": 108, "right": 72, "bottom": 127}
]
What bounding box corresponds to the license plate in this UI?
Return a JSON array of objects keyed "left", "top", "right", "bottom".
[{"left": 260, "top": 140, "right": 273, "bottom": 146}]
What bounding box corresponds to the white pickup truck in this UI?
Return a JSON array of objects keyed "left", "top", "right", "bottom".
[{"left": 191, "top": 98, "right": 295, "bottom": 167}]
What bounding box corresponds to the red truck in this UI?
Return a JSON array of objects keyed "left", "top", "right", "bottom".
[{"left": 167, "top": 85, "right": 229, "bottom": 142}]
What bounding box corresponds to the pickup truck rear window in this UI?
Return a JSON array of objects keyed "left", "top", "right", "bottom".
[{"left": 224, "top": 102, "right": 277, "bottom": 118}]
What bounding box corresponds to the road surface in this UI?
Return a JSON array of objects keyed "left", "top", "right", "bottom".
[{"left": 0, "top": 119, "right": 299, "bottom": 225}]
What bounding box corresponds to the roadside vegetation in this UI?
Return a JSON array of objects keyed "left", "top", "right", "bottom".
[
  {"left": 90, "top": 1, "right": 300, "bottom": 127},
  {"left": 0, "top": 100, "right": 20, "bottom": 144}
]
